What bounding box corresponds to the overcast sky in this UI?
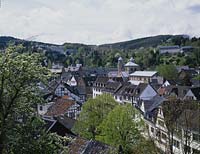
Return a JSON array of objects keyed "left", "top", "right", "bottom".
[{"left": 0, "top": 0, "right": 200, "bottom": 45}]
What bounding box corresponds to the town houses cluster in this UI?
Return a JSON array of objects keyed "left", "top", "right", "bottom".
[{"left": 37, "top": 57, "right": 200, "bottom": 154}]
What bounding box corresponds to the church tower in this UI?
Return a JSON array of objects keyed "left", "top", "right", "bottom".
[
  {"left": 118, "top": 57, "right": 123, "bottom": 77},
  {"left": 124, "top": 57, "right": 139, "bottom": 74}
]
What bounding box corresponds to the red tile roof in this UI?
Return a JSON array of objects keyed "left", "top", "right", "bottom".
[{"left": 45, "top": 96, "right": 75, "bottom": 116}]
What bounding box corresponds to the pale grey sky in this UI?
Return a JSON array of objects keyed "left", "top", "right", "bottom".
[{"left": 0, "top": 0, "right": 200, "bottom": 44}]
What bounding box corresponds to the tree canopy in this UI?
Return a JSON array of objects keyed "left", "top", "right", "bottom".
[
  {"left": 73, "top": 94, "right": 118, "bottom": 139},
  {"left": 0, "top": 45, "right": 66, "bottom": 153},
  {"left": 7, "top": 117, "right": 69, "bottom": 154},
  {"left": 96, "top": 104, "right": 144, "bottom": 153},
  {"left": 157, "top": 64, "right": 178, "bottom": 80}
]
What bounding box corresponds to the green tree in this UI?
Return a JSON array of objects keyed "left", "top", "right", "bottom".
[
  {"left": 157, "top": 64, "right": 178, "bottom": 80},
  {"left": 0, "top": 45, "right": 64, "bottom": 153},
  {"left": 7, "top": 117, "right": 69, "bottom": 154},
  {"left": 96, "top": 104, "right": 144, "bottom": 153},
  {"left": 73, "top": 94, "right": 118, "bottom": 139}
]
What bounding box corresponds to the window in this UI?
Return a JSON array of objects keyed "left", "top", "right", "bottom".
[
  {"left": 151, "top": 127, "right": 154, "bottom": 133},
  {"left": 161, "top": 133, "right": 167, "bottom": 140},
  {"left": 193, "top": 133, "right": 200, "bottom": 142},
  {"left": 61, "top": 87, "right": 64, "bottom": 91},
  {"left": 39, "top": 106, "right": 43, "bottom": 111},
  {"left": 158, "top": 120, "right": 165, "bottom": 127},
  {"left": 69, "top": 112, "right": 75, "bottom": 118},
  {"left": 173, "top": 140, "right": 180, "bottom": 149},
  {"left": 156, "top": 130, "right": 161, "bottom": 138}
]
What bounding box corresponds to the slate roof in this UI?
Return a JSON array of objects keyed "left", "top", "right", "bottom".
[
  {"left": 133, "top": 83, "right": 148, "bottom": 97},
  {"left": 146, "top": 95, "right": 166, "bottom": 112},
  {"left": 190, "top": 87, "right": 200, "bottom": 100},
  {"left": 45, "top": 96, "right": 75, "bottom": 116},
  {"left": 61, "top": 71, "right": 72, "bottom": 81},
  {"left": 108, "top": 71, "right": 129, "bottom": 78},
  {"left": 83, "top": 140, "right": 113, "bottom": 154},
  {"left": 124, "top": 61, "right": 139, "bottom": 67},
  {"left": 83, "top": 76, "right": 97, "bottom": 86},
  {"left": 94, "top": 76, "right": 109, "bottom": 85},
  {"left": 55, "top": 115, "right": 76, "bottom": 130},
  {"left": 68, "top": 137, "right": 114, "bottom": 154},
  {"left": 64, "top": 83, "right": 86, "bottom": 96},
  {"left": 124, "top": 57, "right": 139, "bottom": 67},
  {"left": 165, "top": 80, "right": 177, "bottom": 85},
  {"left": 191, "top": 79, "right": 200, "bottom": 87},
  {"left": 48, "top": 79, "right": 61, "bottom": 92},
  {"left": 94, "top": 76, "right": 127, "bottom": 88},
  {"left": 151, "top": 83, "right": 162, "bottom": 91},
  {"left": 111, "top": 77, "right": 126, "bottom": 82},
  {"left": 43, "top": 116, "right": 75, "bottom": 136},
  {"left": 115, "top": 83, "right": 137, "bottom": 96},
  {"left": 158, "top": 85, "right": 191, "bottom": 98},
  {"left": 103, "top": 81, "right": 122, "bottom": 93},
  {"left": 139, "top": 95, "right": 165, "bottom": 123},
  {"left": 130, "top": 71, "right": 157, "bottom": 77}
]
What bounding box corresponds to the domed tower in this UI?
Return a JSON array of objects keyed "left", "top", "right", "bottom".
[
  {"left": 118, "top": 57, "right": 123, "bottom": 77},
  {"left": 124, "top": 57, "right": 139, "bottom": 74}
]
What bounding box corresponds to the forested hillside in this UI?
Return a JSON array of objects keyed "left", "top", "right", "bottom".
[{"left": 0, "top": 35, "right": 199, "bottom": 69}]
